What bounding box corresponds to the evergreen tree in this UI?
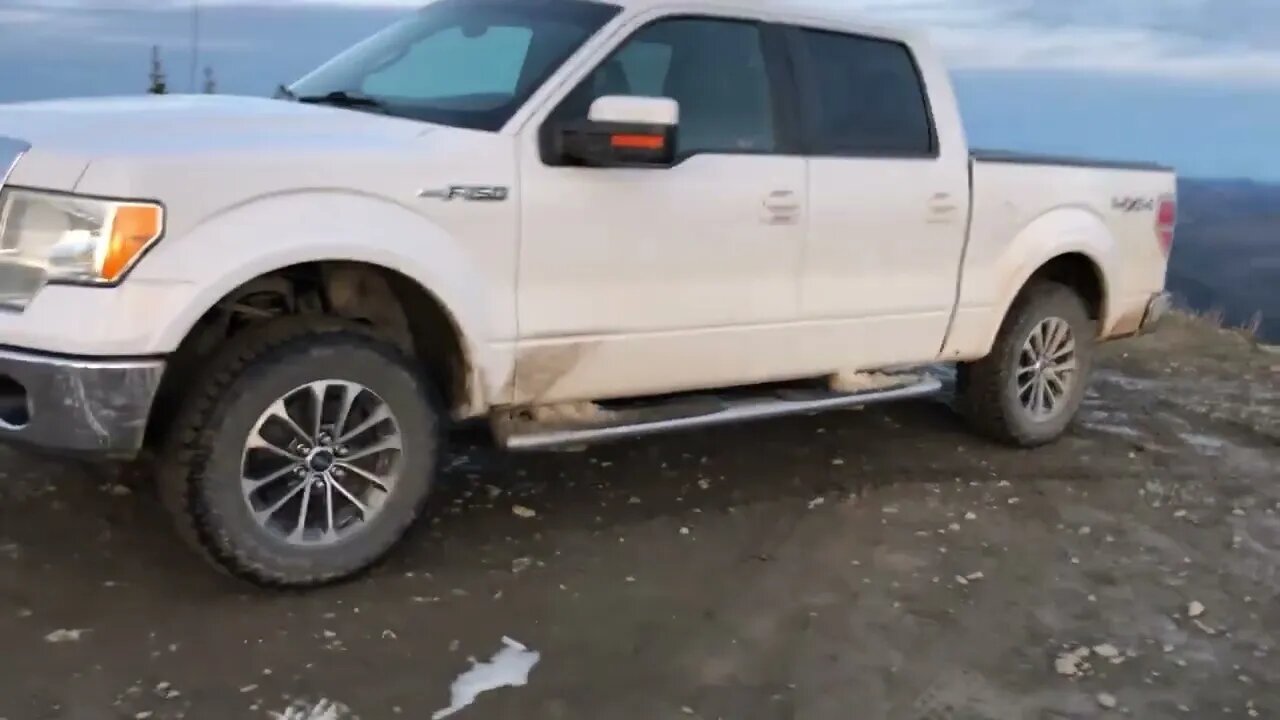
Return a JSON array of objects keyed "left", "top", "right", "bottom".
[{"left": 148, "top": 46, "right": 167, "bottom": 95}]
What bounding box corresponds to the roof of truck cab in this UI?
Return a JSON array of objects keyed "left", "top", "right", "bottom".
[{"left": 592, "top": 0, "right": 918, "bottom": 43}]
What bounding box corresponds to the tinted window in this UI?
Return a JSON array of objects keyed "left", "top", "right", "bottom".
[
  {"left": 794, "top": 29, "right": 935, "bottom": 156},
  {"left": 290, "top": 0, "right": 620, "bottom": 131},
  {"left": 553, "top": 18, "right": 777, "bottom": 156}
]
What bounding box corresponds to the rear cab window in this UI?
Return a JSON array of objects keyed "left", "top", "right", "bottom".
[{"left": 785, "top": 26, "right": 938, "bottom": 158}]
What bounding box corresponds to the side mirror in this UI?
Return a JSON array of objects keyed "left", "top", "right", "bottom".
[{"left": 553, "top": 95, "right": 680, "bottom": 168}]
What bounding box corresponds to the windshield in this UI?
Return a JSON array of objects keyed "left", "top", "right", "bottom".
[{"left": 289, "top": 0, "right": 620, "bottom": 131}]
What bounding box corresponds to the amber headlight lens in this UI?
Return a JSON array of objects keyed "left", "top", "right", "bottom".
[{"left": 0, "top": 189, "right": 163, "bottom": 308}]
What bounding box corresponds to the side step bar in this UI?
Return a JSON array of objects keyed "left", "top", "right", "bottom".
[{"left": 496, "top": 374, "right": 943, "bottom": 451}]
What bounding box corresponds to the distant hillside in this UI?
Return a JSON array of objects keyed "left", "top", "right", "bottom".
[{"left": 1168, "top": 178, "right": 1280, "bottom": 342}]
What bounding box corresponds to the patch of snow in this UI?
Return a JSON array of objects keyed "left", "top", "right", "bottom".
[
  {"left": 1179, "top": 432, "right": 1226, "bottom": 455},
  {"left": 432, "top": 637, "right": 541, "bottom": 720},
  {"left": 270, "top": 699, "right": 349, "bottom": 720},
  {"left": 44, "top": 628, "right": 89, "bottom": 643}
]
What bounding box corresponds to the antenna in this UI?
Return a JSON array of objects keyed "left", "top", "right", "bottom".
[{"left": 189, "top": 0, "right": 201, "bottom": 93}]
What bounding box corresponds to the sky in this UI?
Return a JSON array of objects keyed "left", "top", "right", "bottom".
[{"left": 0, "top": 0, "right": 1277, "bottom": 181}]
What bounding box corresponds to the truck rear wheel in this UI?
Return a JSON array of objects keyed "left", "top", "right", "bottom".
[
  {"left": 957, "top": 281, "right": 1095, "bottom": 447},
  {"left": 158, "top": 318, "right": 442, "bottom": 587}
]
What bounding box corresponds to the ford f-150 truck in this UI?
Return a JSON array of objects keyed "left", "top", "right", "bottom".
[{"left": 0, "top": 0, "right": 1176, "bottom": 586}]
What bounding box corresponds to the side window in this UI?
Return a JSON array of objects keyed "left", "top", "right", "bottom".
[
  {"left": 552, "top": 18, "right": 777, "bottom": 156},
  {"left": 794, "top": 29, "right": 936, "bottom": 157}
]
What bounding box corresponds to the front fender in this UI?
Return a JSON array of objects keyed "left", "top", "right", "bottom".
[{"left": 130, "top": 191, "right": 508, "bottom": 403}]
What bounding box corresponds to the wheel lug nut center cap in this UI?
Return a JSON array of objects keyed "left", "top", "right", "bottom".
[{"left": 307, "top": 450, "right": 336, "bottom": 472}]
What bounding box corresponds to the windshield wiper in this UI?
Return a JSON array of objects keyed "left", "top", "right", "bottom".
[{"left": 296, "top": 91, "right": 388, "bottom": 113}]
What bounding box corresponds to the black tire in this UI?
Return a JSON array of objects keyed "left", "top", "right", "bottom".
[
  {"left": 157, "top": 317, "right": 442, "bottom": 588},
  {"left": 957, "top": 281, "right": 1095, "bottom": 447}
]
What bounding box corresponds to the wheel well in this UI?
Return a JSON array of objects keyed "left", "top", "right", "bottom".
[
  {"left": 146, "top": 262, "right": 469, "bottom": 449},
  {"left": 1024, "top": 253, "right": 1104, "bottom": 321}
]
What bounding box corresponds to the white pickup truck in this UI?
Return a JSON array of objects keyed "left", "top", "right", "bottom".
[{"left": 0, "top": 0, "right": 1175, "bottom": 586}]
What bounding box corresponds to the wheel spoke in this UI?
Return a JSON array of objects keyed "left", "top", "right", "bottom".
[
  {"left": 244, "top": 462, "right": 301, "bottom": 493},
  {"left": 333, "top": 383, "right": 362, "bottom": 439},
  {"left": 338, "top": 404, "right": 392, "bottom": 444},
  {"left": 265, "top": 397, "right": 312, "bottom": 447},
  {"left": 307, "top": 382, "right": 327, "bottom": 443},
  {"left": 246, "top": 431, "right": 303, "bottom": 462},
  {"left": 324, "top": 476, "right": 336, "bottom": 537},
  {"left": 254, "top": 479, "right": 308, "bottom": 521},
  {"left": 1048, "top": 320, "right": 1070, "bottom": 356},
  {"left": 1051, "top": 339, "right": 1076, "bottom": 360},
  {"left": 1029, "top": 324, "right": 1045, "bottom": 355},
  {"left": 290, "top": 480, "right": 314, "bottom": 541},
  {"left": 1053, "top": 358, "right": 1079, "bottom": 374},
  {"left": 342, "top": 434, "right": 402, "bottom": 462},
  {"left": 335, "top": 461, "right": 393, "bottom": 494},
  {"left": 329, "top": 476, "right": 370, "bottom": 516},
  {"left": 1040, "top": 378, "right": 1055, "bottom": 411},
  {"left": 1031, "top": 377, "right": 1045, "bottom": 414},
  {"left": 1019, "top": 377, "right": 1037, "bottom": 398},
  {"left": 1044, "top": 369, "right": 1067, "bottom": 396}
]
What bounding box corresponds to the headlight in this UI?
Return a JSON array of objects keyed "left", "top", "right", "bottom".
[{"left": 0, "top": 189, "right": 164, "bottom": 308}]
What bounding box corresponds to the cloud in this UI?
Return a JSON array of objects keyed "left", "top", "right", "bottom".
[
  {"left": 842, "top": 0, "right": 1280, "bottom": 83},
  {"left": 4, "top": 0, "right": 1279, "bottom": 83}
]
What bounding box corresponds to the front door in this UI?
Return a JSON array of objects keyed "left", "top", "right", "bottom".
[{"left": 515, "top": 16, "right": 808, "bottom": 404}]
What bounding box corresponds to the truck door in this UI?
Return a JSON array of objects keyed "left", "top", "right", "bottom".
[
  {"left": 515, "top": 17, "right": 808, "bottom": 404},
  {"left": 787, "top": 26, "right": 971, "bottom": 368}
]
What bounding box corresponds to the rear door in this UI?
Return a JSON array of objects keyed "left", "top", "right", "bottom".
[{"left": 786, "top": 26, "right": 971, "bottom": 367}]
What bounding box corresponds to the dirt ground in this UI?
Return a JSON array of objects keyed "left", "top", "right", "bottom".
[{"left": 1, "top": 315, "right": 1277, "bottom": 720}]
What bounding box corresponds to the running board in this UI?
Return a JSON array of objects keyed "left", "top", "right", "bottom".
[{"left": 495, "top": 374, "right": 943, "bottom": 451}]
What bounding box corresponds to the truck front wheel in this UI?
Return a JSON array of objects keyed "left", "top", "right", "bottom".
[
  {"left": 158, "top": 319, "right": 442, "bottom": 587},
  {"left": 957, "top": 281, "right": 1095, "bottom": 447}
]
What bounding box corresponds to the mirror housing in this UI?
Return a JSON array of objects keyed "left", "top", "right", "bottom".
[{"left": 552, "top": 96, "right": 680, "bottom": 168}]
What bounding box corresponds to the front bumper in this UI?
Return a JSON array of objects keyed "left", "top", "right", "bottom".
[{"left": 0, "top": 347, "right": 164, "bottom": 458}]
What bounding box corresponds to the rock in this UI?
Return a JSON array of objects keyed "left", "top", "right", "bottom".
[
  {"left": 512, "top": 505, "right": 537, "bottom": 519},
  {"left": 807, "top": 497, "right": 825, "bottom": 510},
  {"left": 44, "top": 628, "right": 89, "bottom": 643},
  {"left": 1188, "top": 601, "right": 1206, "bottom": 618},
  {"left": 1097, "top": 692, "right": 1118, "bottom": 709},
  {"left": 1054, "top": 654, "right": 1085, "bottom": 677},
  {"left": 955, "top": 575, "right": 969, "bottom": 586},
  {"left": 964, "top": 511, "right": 977, "bottom": 520},
  {"left": 679, "top": 527, "right": 691, "bottom": 535},
  {"left": 965, "top": 571, "right": 985, "bottom": 581},
  {"left": 1093, "top": 644, "right": 1120, "bottom": 659},
  {"left": 511, "top": 557, "right": 533, "bottom": 574}
]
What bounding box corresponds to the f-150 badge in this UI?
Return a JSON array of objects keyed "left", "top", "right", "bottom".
[{"left": 419, "top": 185, "right": 509, "bottom": 202}]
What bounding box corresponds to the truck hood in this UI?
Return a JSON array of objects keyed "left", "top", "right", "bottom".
[{"left": 0, "top": 94, "right": 436, "bottom": 190}]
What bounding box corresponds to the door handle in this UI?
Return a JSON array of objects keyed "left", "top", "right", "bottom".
[{"left": 763, "top": 190, "right": 800, "bottom": 212}]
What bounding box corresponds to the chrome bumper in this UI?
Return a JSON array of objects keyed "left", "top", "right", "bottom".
[
  {"left": 1140, "top": 292, "right": 1173, "bottom": 333},
  {"left": 0, "top": 347, "right": 165, "bottom": 458}
]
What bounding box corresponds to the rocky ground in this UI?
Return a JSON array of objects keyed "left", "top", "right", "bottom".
[{"left": 1, "top": 315, "right": 1277, "bottom": 720}]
